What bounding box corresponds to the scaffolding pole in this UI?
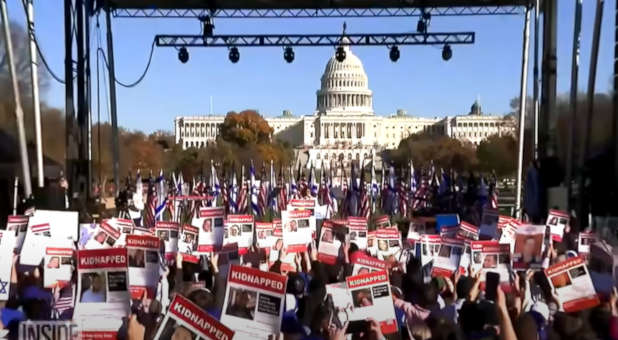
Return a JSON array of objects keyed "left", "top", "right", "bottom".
[
  {"left": 106, "top": 8, "right": 120, "bottom": 195},
  {"left": 578, "top": 0, "right": 604, "bottom": 227},
  {"left": 24, "top": 0, "right": 44, "bottom": 188},
  {"left": 565, "top": 0, "right": 582, "bottom": 212},
  {"left": 532, "top": 0, "right": 540, "bottom": 159},
  {"left": 515, "top": 6, "right": 532, "bottom": 220},
  {"left": 1, "top": 0, "right": 32, "bottom": 198}
]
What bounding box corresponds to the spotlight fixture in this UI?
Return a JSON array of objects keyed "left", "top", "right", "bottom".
[
  {"left": 283, "top": 46, "right": 295, "bottom": 63},
  {"left": 416, "top": 19, "right": 426, "bottom": 34},
  {"left": 389, "top": 46, "right": 400, "bottom": 62},
  {"left": 335, "top": 46, "right": 346, "bottom": 62},
  {"left": 201, "top": 16, "right": 214, "bottom": 37},
  {"left": 229, "top": 47, "right": 240, "bottom": 63},
  {"left": 442, "top": 44, "right": 452, "bottom": 61},
  {"left": 178, "top": 47, "right": 189, "bottom": 63}
]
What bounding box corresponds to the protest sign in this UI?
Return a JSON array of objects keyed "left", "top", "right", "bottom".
[
  {"left": 420, "top": 234, "right": 441, "bottom": 267},
  {"left": 43, "top": 247, "right": 74, "bottom": 289},
  {"left": 374, "top": 227, "right": 401, "bottom": 260},
  {"left": 324, "top": 282, "right": 353, "bottom": 328},
  {"left": 155, "top": 221, "right": 179, "bottom": 261},
  {"left": 431, "top": 237, "right": 464, "bottom": 277},
  {"left": 350, "top": 251, "right": 387, "bottom": 275},
  {"left": 18, "top": 320, "right": 79, "bottom": 340},
  {"left": 224, "top": 215, "right": 254, "bottom": 255},
  {"left": 282, "top": 210, "right": 313, "bottom": 253},
  {"left": 154, "top": 294, "right": 234, "bottom": 340},
  {"left": 479, "top": 208, "right": 499, "bottom": 240},
  {"left": 347, "top": 217, "right": 368, "bottom": 250},
  {"left": 84, "top": 220, "right": 122, "bottom": 250},
  {"left": 458, "top": 242, "right": 472, "bottom": 276},
  {"left": 193, "top": 207, "right": 225, "bottom": 253},
  {"left": 28, "top": 210, "right": 79, "bottom": 241},
  {"left": 456, "top": 222, "right": 479, "bottom": 241},
  {"left": 512, "top": 224, "right": 545, "bottom": 270},
  {"left": 126, "top": 235, "right": 161, "bottom": 299},
  {"left": 367, "top": 231, "right": 377, "bottom": 257},
  {"left": 545, "top": 257, "right": 599, "bottom": 313},
  {"left": 440, "top": 225, "right": 459, "bottom": 239},
  {"left": 578, "top": 232, "right": 597, "bottom": 256},
  {"left": 221, "top": 265, "right": 288, "bottom": 339},
  {"left": 178, "top": 224, "right": 200, "bottom": 263},
  {"left": 435, "top": 214, "right": 459, "bottom": 233},
  {"left": 546, "top": 209, "right": 570, "bottom": 243},
  {"left": 256, "top": 222, "right": 276, "bottom": 250},
  {"left": 374, "top": 215, "right": 391, "bottom": 229},
  {"left": 317, "top": 221, "right": 345, "bottom": 265},
  {"left": 0, "top": 230, "right": 17, "bottom": 301},
  {"left": 498, "top": 217, "right": 520, "bottom": 249},
  {"left": 287, "top": 199, "right": 316, "bottom": 214},
  {"left": 345, "top": 270, "right": 398, "bottom": 335},
  {"left": 470, "top": 241, "right": 512, "bottom": 290},
  {"left": 218, "top": 243, "right": 241, "bottom": 279},
  {"left": 74, "top": 248, "right": 131, "bottom": 338},
  {"left": 6, "top": 215, "right": 28, "bottom": 252},
  {"left": 20, "top": 222, "right": 53, "bottom": 266}
]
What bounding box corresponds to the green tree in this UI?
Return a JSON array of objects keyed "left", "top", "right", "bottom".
[
  {"left": 476, "top": 134, "right": 517, "bottom": 177},
  {"left": 389, "top": 132, "right": 478, "bottom": 171}
]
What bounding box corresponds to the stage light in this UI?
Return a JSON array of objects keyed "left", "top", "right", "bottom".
[
  {"left": 416, "top": 19, "right": 426, "bottom": 34},
  {"left": 389, "top": 46, "right": 400, "bottom": 62},
  {"left": 229, "top": 47, "right": 240, "bottom": 63},
  {"left": 202, "top": 16, "right": 214, "bottom": 37},
  {"left": 442, "top": 44, "right": 452, "bottom": 61},
  {"left": 178, "top": 47, "right": 189, "bottom": 63},
  {"left": 283, "top": 46, "right": 295, "bottom": 63},
  {"left": 335, "top": 46, "right": 346, "bottom": 62}
]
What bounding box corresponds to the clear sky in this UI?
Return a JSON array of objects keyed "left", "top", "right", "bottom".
[{"left": 5, "top": 1, "right": 616, "bottom": 133}]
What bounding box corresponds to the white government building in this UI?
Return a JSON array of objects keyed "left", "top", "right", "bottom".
[{"left": 174, "top": 38, "right": 515, "bottom": 167}]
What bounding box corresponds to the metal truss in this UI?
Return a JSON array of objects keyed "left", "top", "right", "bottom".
[
  {"left": 113, "top": 6, "right": 522, "bottom": 18},
  {"left": 155, "top": 32, "right": 475, "bottom": 47}
]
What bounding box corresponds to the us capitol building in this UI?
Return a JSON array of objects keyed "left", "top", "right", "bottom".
[{"left": 174, "top": 39, "right": 515, "bottom": 167}]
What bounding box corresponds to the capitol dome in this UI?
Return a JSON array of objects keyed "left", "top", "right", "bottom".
[{"left": 316, "top": 37, "right": 373, "bottom": 115}]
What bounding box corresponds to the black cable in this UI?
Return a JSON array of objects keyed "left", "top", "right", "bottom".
[
  {"left": 97, "top": 39, "right": 156, "bottom": 88},
  {"left": 20, "top": 0, "right": 73, "bottom": 84}
]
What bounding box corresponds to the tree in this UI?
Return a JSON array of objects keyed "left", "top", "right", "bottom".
[
  {"left": 219, "top": 110, "right": 273, "bottom": 146},
  {"left": 389, "top": 132, "right": 478, "bottom": 171},
  {"left": 476, "top": 134, "right": 517, "bottom": 177}
]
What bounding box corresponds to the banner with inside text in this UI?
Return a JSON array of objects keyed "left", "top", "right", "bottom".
[{"left": 126, "top": 234, "right": 161, "bottom": 299}]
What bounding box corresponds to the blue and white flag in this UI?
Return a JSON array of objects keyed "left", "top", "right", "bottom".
[{"left": 250, "top": 161, "right": 260, "bottom": 216}]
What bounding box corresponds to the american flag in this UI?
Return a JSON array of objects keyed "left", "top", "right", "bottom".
[
  {"left": 52, "top": 286, "right": 75, "bottom": 318},
  {"left": 488, "top": 173, "right": 499, "bottom": 209},
  {"left": 221, "top": 168, "right": 229, "bottom": 212},
  {"left": 298, "top": 162, "right": 308, "bottom": 198},
  {"left": 237, "top": 165, "right": 248, "bottom": 214},
  {"left": 143, "top": 175, "right": 157, "bottom": 228},
  {"left": 370, "top": 158, "right": 378, "bottom": 213},
  {"left": 318, "top": 162, "right": 330, "bottom": 208},
  {"left": 359, "top": 160, "right": 370, "bottom": 219},
  {"left": 268, "top": 160, "right": 278, "bottom": 213},
  {"left": 328, "top": 162, "right": 338, "bottom": 216}
]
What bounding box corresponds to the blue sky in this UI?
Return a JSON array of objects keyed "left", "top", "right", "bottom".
[{"left": 6, "top": 1, "right": 616, "bottom": 133}]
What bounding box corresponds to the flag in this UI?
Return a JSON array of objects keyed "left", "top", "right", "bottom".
[
  {"left": 289, "top": 165, "right": 298, "bottom": 200},
  {"left": 221, "top": 167, "right": 229, "bottom": 213},
  {"left": 370, "top": 157, "right": 379, "bottom": 213},
  {"left": 211, "top": 160, "right": 220, "bottom": 203},
  {"left": 298, "top": 162, "right": 308, "bottom": 198},
  {"left": 278, "top": 165, "right": 288, "bottom": 212},
  {"left": 258, "top": 163, "right": 268, "bottom": 216},
  {"left": 309, "top": 162, "right": 318, "bottom": 197},
  {"left": 250, "top": 161, "right": 260, "bottom": 216},
  {"left": 268, "top": 160, "right": 278, "bottom": 212},
  {"left": 488, "top": 172, "right": 499, "bottom": 209},
  {"left": 359, "top": 159, "right": 370, "bottom": 219},
  {"left": 155, "top": 169, "right": 167, "bottom": 221},
  {"left": 345, "top": 161, "right": 359, "bottom": 217},
  {"left": 237, "top": 165, "right": 248, "bottom": 214},
  {"left": 229, "top": 165, "right": 239, "bottom": 214},
  {"left": 397, "top": 167, "right": 408, "bottom": 217},
  {"left": 143, "top": 174, "right": 157, "bottom": 228}
]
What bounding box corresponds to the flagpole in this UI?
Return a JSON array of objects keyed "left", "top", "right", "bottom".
[{"left": 515, "top": 6, "right": 532, "bottom": 220}]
